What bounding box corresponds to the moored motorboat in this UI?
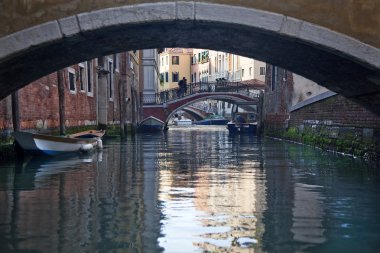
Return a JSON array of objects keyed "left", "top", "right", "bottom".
[
  {"left": 173, "top": 117, "right": 192, "bottom": 126},
  {"left": 227, "top": 111, "right": 257, "bottom": 135},
  {"left": 12, "top": 130, "right": 105, "bottom": 155},
  {"left": 193, "top": 115, "right": 229, "bottom": 125},
  {"left": 227, "top": 121, "right": 257, "bottom": 134}
]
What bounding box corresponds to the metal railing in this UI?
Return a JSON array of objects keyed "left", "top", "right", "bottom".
[{"left": 143, "top": 81, "right": 260, "bottom": 105}]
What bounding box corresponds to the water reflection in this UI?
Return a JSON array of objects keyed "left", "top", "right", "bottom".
[
  {"left": 0, "top": 127, "right": 379, "bottom": 253},
  {"left": 158, "top": 131, "right": 266, "bottom": 253}
]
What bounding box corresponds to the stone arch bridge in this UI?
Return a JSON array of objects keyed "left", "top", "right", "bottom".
[
  {"left": 142, "top": 82, "right": 261, "bottom": 123},
  {"left": 1, "top": 1, "right": 380, "bottom": 114}
]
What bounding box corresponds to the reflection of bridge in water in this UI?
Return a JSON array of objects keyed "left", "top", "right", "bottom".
[{"left": 142, "top": 82, "right": 262, "bottom": 124}]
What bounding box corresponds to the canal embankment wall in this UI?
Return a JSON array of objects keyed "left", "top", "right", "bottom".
[
  {"left": 263, "top": 65, "right": 380, "bottom": 163},
  {"left": 263, "top": 68, "right": 380, "bottom": 162}
]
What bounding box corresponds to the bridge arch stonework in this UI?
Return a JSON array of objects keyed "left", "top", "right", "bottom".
[
  {"left": 1, "top": 1, "right": 380, "bottom": 114},
  {"left": 143, "top": 93, "right": 259, "bottom": 123}
]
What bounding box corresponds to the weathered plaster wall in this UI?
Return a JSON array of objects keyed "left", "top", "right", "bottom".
[
  {"left": 263, "top": 66, "right": 294, "bottom": 129},
  {"left": 292, "top": 74, "right": 328, "bottom": 106}
]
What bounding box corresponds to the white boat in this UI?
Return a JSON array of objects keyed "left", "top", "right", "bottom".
[
  {"left": 173, "top": 117, "right": 192, "bottom": 126},
  {"left": 12, "top": 130, "right": 105, "bottom": 155}
]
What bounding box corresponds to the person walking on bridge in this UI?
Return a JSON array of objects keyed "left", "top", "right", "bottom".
[{"left": 177, "top": 77, "right": 187, "bottom": 97}]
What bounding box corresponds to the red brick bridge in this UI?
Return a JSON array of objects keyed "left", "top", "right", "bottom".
[{"left": 142, "top": 82, "right": 261, "bottom": 124}]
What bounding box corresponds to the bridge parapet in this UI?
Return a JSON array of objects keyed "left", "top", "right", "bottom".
[{"left": 143, "top": 82, "right": 261, "bottom": 105}]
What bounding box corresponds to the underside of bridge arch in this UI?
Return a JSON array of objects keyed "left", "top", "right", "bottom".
[
  {"left": 1, "top": 3, "right": 380, "bottom": 114},
  {"left": 164, "top": 95, "right": 256, "bottom": 123},
  {"left": 181, "top": 108, "right": 206, "bottom": 121}
]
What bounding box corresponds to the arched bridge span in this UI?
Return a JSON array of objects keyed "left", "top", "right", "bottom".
[
  {"left": 142, "top": 82, "right": 260, "bottom": 123},
  {"left": 0, "top": 2, "right": 380, "bottom": 113}
]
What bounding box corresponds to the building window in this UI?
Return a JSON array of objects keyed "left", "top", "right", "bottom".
[
  {"left": 68, "top": 67, "right": 76, "bottom": 93},
  {"left": 107, "top": 59, "right": 114, "bottom": 99},
  {"left": 242, "top": 69, "right": 245, "bottom": 78},
  {"left": 87, "top": 61, "right": 93, "bottom": 95},
  {"left": 113, "top": 54, "right": 119, "bottom": 72},
  {"left": 160, "top": 73, "right": 164, "bottom": 85},
  {"left": 249, "top": 67, "right": 252, "bottom": 77},
  {"left": 260, "top": 67, "right": 266, "bottom": 75},
  {"left": 165, "top": 72, "right": 169, "bottom": 82},
  {"left": 166, "top": 56, "right": 169, "bottom": 65},
  {"left": 172, "top": 56, "right": 179, "bottom": 65},
  {"left": 78, "top": 63, "right": 87, "bottom": 92},
  {"left": 172, "top": 72, "right": 179, "bottom": 82}
]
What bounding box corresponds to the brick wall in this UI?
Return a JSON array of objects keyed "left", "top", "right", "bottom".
[
  {"left": 0, "top": 62, "right": 98, "bottom": 132},
  {"left": 63, "top": 65, "right": 97, "bottom": 128},
  {"left": 18, "top": 73, "right": 60, "bottom": 129},
  {"left": 289, "top": 94, "right": 380, "bottom": 129},
  {"left": 0, "top": 97, "right": 11, "bottom": 134},
  {"left": 263, "top": 65, "right": 380, "bottom": 132}
]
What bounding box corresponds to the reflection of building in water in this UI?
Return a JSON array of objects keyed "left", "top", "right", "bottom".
[
  {"left": 291, "top": 183, "right": 326, "bottom": 245},
  {"left": 158, "top": 131, "right": 267, "bottom": 253},
  {"left": 193, "top": 162, "right": 267, "bottom": 253},
  {"left": 0, "top": 141, "right": 162, "bottom": 253},
  {"left": 262, "top": 142, "right": 326, "bottom": 253}
]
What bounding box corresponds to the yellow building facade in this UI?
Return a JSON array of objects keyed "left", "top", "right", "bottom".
[{"left": 159, "top": 48, "right": 192, "bottom": 91}]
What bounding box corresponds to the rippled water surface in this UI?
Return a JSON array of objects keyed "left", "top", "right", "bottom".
[{"left": 0, "top": 126, "right": 379, "bottom": 253}]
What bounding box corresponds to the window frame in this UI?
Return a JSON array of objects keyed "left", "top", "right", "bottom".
[
  {"left": 172, "top": 72, "right": 179, "bottom": 82},
  {"left": 107, "top": 57, "right": 114, "bottom": 101},
  {"left": 172, "top": 56, "right": 179, "bottom": 65},
  {"left": 86, "top": 61, "right": 94, "bottom": 96},
  {"left": 68, "top": 67, "right": 76, "bottom": 94},
  {"left": 78, "top": 63, "right": 87, "bottom": 92},
  {"left": 260, "top": 66, "right": 266, "bottom": 75}
]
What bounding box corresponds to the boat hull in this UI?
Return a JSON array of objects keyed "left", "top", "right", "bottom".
[
  {"left": 194, "top": 119, "right": 229, "bottom": 125},
  {"left": 227, "top": 122, "right": 257, "bottom": 135},
  {"left": 12, "top": 131, "right": 101, "bottom": 155},
  {"left": 174, "top": 119, "right": 192, "bottom": 126}
]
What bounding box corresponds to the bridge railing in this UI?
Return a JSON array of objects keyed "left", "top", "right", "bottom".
[{"left": 143, "top": 82, "right": 260, "bottom": 105}]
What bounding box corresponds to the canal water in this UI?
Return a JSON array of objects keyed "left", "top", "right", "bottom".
[{"left": 0, "top": 126, "right": 379, "bottom": 253}]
